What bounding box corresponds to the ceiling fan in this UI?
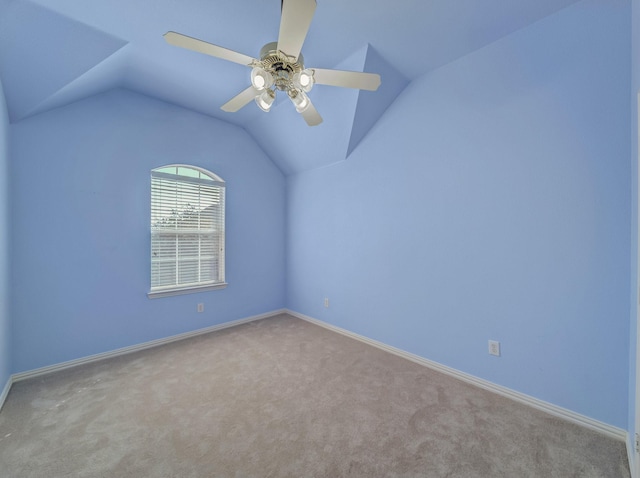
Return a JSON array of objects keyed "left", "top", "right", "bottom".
[{"left": 163, "top": 0, "right": 381, "bottom": 126}]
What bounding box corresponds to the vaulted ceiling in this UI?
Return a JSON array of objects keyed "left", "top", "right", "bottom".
[{"left": 0, "top": 0, "right": 583, "bottom": 174}]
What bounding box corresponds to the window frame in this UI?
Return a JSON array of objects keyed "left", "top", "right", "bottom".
[{"left": 147, "top": 164, "right": 227, "bottom": 299}]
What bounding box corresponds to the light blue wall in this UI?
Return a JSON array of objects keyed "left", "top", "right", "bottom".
[
  {"left": 0, "top": 78, "right": 10, "bottom": 390},
  {"left": 287, "top": 0, "right": 630, "bottom": 428},
  {"left": 10, "top": 88, "right": 286, "bottom": 373},
  {"left": 630, "top": 0, "right": 640, "bottom": 458}
]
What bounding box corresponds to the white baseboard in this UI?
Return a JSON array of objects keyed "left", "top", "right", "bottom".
[
  {"left": 287, "top": 309, "right": 628, "bottom": 444},
  {"left": 4, "top": 308, "right": 629, "bottom": 451},
  {"left": 628, "top": 437, "right": 637, "bottom": 478},
  {"left": 12, "top": 309, "right": 286, "bottom": 383},
  {"left": 0, "top": 375, "right": 11, "bottom": 412}
]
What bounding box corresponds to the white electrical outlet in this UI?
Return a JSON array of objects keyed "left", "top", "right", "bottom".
[
  {"left": 324, "top": 298, "right": 329, "bottom": 308},
  {"left": 488, "top": 340, "right": 500, "bottom": 356},
  {"left": 197, "top": 303, "right": 204, "bottom": 313}
]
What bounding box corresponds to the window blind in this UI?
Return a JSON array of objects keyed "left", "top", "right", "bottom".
[{"left": 150, "top": 167, "right": 225, "bottom": 293}]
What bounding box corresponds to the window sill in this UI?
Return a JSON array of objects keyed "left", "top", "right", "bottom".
[{"left": 147, "top": 283, "right": 228, "bottom": 299}]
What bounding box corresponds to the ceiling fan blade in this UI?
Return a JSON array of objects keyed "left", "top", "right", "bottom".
[
  {"left": 277, "top": 0, "right": 316, "bottom": 61},
  {"left": 301, "top": 100, "right": 323, "bottom": 126},
  {"left": 164, "top": 32, "right": 257, "bottom": 66},
  {"left": 312, "top": 68, "right": 381, "bottom": 91},
  {"left": 221, "top": 86, "right": 259, "bottom": 112}
]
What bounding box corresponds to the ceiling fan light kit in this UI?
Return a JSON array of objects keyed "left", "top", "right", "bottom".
[
  {"left": 250, "top": 67, "right": 274, "bottom": 91},
  {"left": 255, "top": 88, "right": 276, "bottom": 112},
  {"left": 290, "top": 89, "right": 311, "bottom": 113},
  {"left": 163, "top": 0, "right": 381, "bottom": 126},
  {"left": 294, "top": 70, "right": 314, "bottom": 92}
]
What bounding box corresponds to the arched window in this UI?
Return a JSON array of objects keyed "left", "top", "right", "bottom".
[{"left": 148, "top": 165, "right": 226, "bottom": 298}]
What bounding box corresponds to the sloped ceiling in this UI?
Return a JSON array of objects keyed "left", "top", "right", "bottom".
[{"left": 0, "top": 0, "right": 583, "bottom": 174}]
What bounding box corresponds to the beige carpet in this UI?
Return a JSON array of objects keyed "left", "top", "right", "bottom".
[{"left": 0, "top": 314, "right": 631, "bottom": 477}]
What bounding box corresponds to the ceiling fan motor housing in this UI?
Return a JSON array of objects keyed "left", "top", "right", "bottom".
[{"left": 258, "top": 42, "right": 305, "bottom": 92}]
